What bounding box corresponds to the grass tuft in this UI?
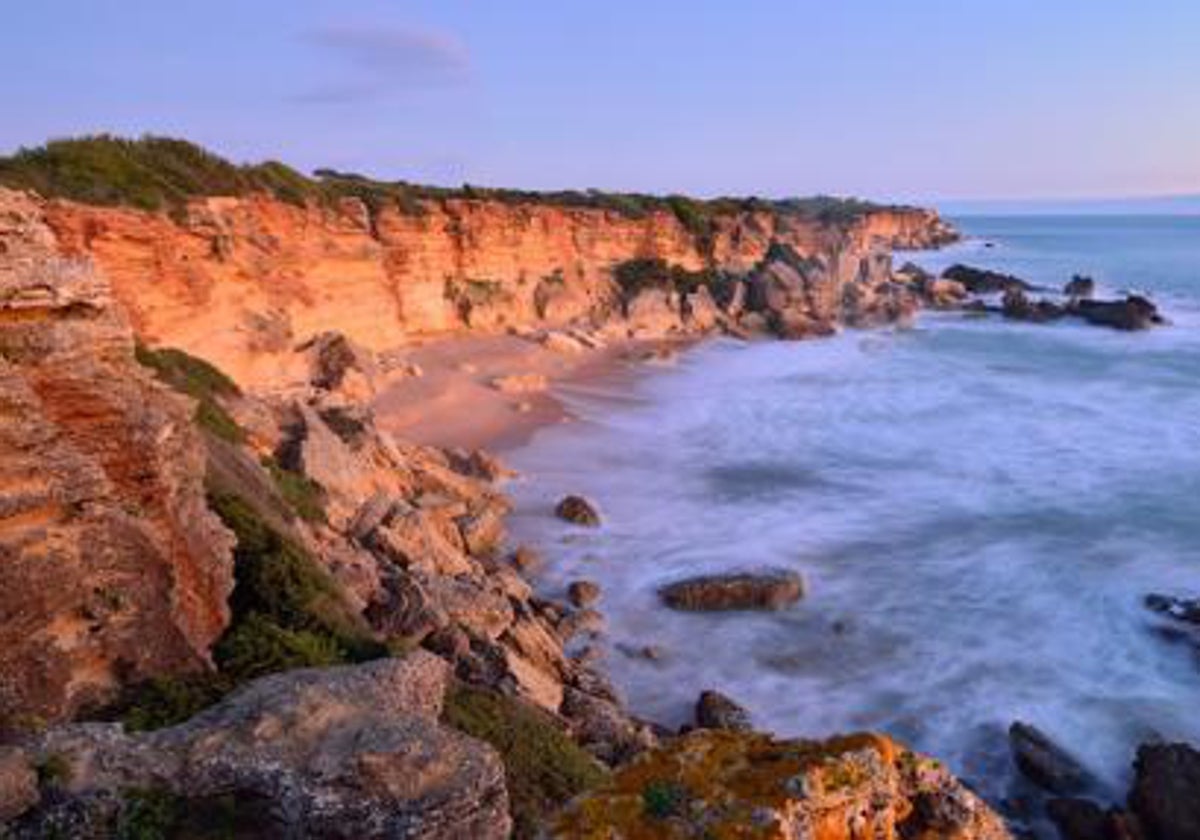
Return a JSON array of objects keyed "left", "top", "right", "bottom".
[{"left": 442, "top": 683, "right": 608, "bottom": 839}]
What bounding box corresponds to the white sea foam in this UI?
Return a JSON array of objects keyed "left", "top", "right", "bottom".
[{"left": 505, "top": 217, "right": 1200, "bottom": 808}]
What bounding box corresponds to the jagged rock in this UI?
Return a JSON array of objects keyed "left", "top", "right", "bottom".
[
  {"left": 694, "top": 690, "right": 753, "bottom": 732},
  {"left": 561, "top": 687, "right": 655, "bottom": 765},
  {"left": 683, "top": 286, "right": 721, "bottom": 332},
  {"left": 0, "top": 747, "right": 37, "bottom": 823},
  {"left": 658, "top": 569, "right": 805, "bottom": 612},
  {"left": 551, "top": 730, "right": 1011, "bottom": 839},
  {"left": 1046, "top": 798, "right": 1113, "bottom": 840},
  {"left": 943, "top": 264, "right": 1035, "bottom": 294},
  {"left": 1064, "top": 275, "right": 1096, "bottom": 300},
  {"left": 1129, "top": 742, "right": 1200, "bottom": 840},
  {"left": 1074, "top": 295, "right": 1163, "bottom": 331},
  {"left": 365, "top": 572, "right": 448, "bottom": 644},
  {"left": 1144, "top": 593, "right": 1200, "bottom": 625},
  {"left": 13, "top": 654, "right": 511, "bottom": 839},
  {"left": 299, "top": 331, "right": 380, "bottom": 402},
  {"left": 1002, "top": 288, "right": 1067, "bottom": 323},
  {"left": 456, "top": 502, "right": 508, "bottom": 556},
  {"left": 555, "top": 495, "right": 601, "bottom": 527},
  {"left": 1009, "top": 721, "right": 1094, "bottom": 795},
  {"left": 625, "top": 289, "right": 683, "bottom": 336},
  {"left": 0, "top": 190, "right": 235, "bottom": 724},
  {"left": 567, "top": 580, "right": 601, "bottom": 608},
  {"left": 557, "top": 608, "right": 607, "bottom": 642}
]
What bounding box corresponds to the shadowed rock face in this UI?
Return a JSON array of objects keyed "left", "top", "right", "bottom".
[
  {"left": 9, "top": 654, "right": 512, "bottom": 839},
  {"left": 0, "top": 190, "right": 235, "bottom": 725},
  {"left": 552, "top": 730, "right": 1012, "bottom": 840}
]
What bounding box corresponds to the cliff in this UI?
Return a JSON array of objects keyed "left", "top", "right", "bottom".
[
  {"left": 25, "top": 196, "right": 948, "bottom": 389},
  {"left": 0, "top": 190, "right": 235, "bottom": 724}
]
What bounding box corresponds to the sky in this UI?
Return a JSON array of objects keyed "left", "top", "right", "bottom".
[{"left": 3, "top": 0, "right": 1200, "bottom": 204}]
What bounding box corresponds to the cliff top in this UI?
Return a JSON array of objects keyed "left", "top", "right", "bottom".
[{"left": 0, "top": 134, "right": 913, "bottom": 229}]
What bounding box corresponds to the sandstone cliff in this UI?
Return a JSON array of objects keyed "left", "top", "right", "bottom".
[
  {"left": 33, "top": 190, "right": 953, "bottom": 391},
  {"left": 0, "top": 191, "right": 235, "bottom": 724}
]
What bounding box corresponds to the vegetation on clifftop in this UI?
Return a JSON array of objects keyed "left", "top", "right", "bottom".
[{"left": 0, "top": 134, "right": 910, "bottom": 228}]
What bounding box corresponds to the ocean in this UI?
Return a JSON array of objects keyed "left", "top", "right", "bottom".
[{"left": 504, "top": 215, "right": 1200, "bottom": 817}]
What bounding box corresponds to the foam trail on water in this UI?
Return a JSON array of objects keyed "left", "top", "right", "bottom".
[{"left": 506, "top": 216, "right": 1200, "bottom": 807}]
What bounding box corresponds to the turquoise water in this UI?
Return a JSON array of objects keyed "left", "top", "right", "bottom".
[{"left": 506, "top": 216, "right": 1200, "bottom": 818}]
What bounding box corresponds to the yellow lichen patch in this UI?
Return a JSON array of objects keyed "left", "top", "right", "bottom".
[{"left": 551, "top": 731, "right": 905, "bottom": 840}]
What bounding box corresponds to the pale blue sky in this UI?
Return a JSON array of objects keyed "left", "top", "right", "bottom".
[{"left": 3, "top": 1, "right": 1199, "bottom": 202}]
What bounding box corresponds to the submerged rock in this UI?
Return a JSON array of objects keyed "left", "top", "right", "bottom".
[
  {"left": 555, "top": 495, "right": 602, "bottom": 527},
  {"left": 694, "top": 690, "right": 753, "bottom": 732},
  {"left": 551, "top": 730, "right": 1012, "bottom": 839},
  {"left": 1129, "top": 742, "right": 1200, "bottom": 840},
  {"left": 658, "top": 569, "right": 804, "bottom": 612},
  {"left": 1002, "top": 288, "right": 1067, "bottom": 323},
  {"left": 1009, "top": 721, "right": 1095, "bottom": 795},
  {"left": 1073, "top": 295, "right": 1163, "bottom": 331},
  {"left": 566, "top": 580, "right": 601, "bottom": 608},
  {"left": 1145, "top": 593, "right": 1200, "bottom": 625}
]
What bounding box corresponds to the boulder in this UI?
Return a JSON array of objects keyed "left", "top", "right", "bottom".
[
  {"left": 1001, "top": 288, "right": 1067, "bottom": 323},
  {"left": 1128, "top": 742, "right": 1200, "bottom": 840},
  {"left": 1064, "top": 275, "right": 1096, "bottom": 300},
  {"left": 0, "top": 747, "right": 37, "bottom": 823},
  {"left": 14, "top": 655, "right": 511, "bottom": 839},
  {"left": 551, "top": 730, "right": 1011, "bottom": 839},
  {"left": 567, "top": 580, "right": 602, "bottom": 609},
  {"left": 943, "top": 264, "right": 1035, "bottom": 294},
  {"left": 1009, "top": 721, "right": 1094, "bottom": 795},
  {"left": 694, "top": 690, "right": 753, "bottom": 732},
  {"left": 1073, "top": 295, "right": 1163, "bottom": 331},
  {"left": 658, "top": 569, "right": 804, "bottom": 612},
  {"left": 555, "top": 495, "right": 601, "bottom": 527}
]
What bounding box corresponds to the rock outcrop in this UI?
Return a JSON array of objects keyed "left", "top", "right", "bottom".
[
  {"left": 6, "top": 654, "right": 513, "bottom": 839},
  {"left": 552, "top": 730, "right": 1012, "bottom": 839},
  {"left": 0, "top": 190, "right": 235, "bottom": 725}
]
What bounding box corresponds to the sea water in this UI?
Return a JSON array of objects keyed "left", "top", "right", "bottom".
[{"left": 504, "top": 215, "right": 1200, "bottom": 811}]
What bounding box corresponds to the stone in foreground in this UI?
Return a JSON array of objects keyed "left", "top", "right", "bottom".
[
  {"left": 659, "top": 569, "right": 804, "bottom": 612},
  {"left": 1129, "top": 742, "right": 1200, "bottom": 840},
  {"left": 10, "top": 654, "right": 511, "bottom": 839},
  {"left": 551, "top": 730, "right": 1011, "bottom": 839}
]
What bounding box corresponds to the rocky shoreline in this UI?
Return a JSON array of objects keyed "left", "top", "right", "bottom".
[{"left": 0, "top": 163, "right": 1193, "bottom": 839}]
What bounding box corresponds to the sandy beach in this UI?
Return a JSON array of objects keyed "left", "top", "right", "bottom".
[{"left": 373, "top": 332, "right": 691, "bottom": 452}]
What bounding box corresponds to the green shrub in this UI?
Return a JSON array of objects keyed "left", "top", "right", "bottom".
[
  {"left": 261, "top": 457, "right": 327, "bottom": 523},
  {"left": 213, "top": 613, "right": 343, "bottom": 681},
  {"left": 0, "top": 135, "right": 905, "bottom": 228},
  {"left": 116, "top": 788, "right": 182, "bottom": 840},
  {"left": 35, "top": 753, "right": 73, "bottom": 788},
  {"left": 612, "top": 258, "right": 725, "bottom": 303},
  {"left": 442, "top": 684, "right": 608, "bottom": 839},
  {"left": 135, "top": 344, "right": 245, "bottom": 444},
  {"left": 641, "top": 780, "right": 689, "bottom": 820},
  {"left": 108, "top": 673, "right": 232, "bottom": 733},
  {"left": 208, "top": 492, "right": 382, "bottom": 661}
]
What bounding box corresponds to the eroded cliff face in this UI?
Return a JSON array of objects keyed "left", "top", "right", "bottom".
[
  {"left": 34, "top": 192, "right": 954, "bottom": 391},
  {"left": 0, "top": 191, "right": 235, "bottom": 724}
]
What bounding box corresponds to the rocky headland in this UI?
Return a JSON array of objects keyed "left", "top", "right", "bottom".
[{"left": 0, "top": 136, "right": 1189, "bottom": 838}]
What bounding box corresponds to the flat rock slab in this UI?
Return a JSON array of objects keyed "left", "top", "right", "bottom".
[{"left": 658, "top": 569, "right": 804, "bottom": 612}]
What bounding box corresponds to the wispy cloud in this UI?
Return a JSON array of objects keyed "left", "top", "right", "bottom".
[{"left": 296, "top": 23, "right": 470, "bottom": 104}]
